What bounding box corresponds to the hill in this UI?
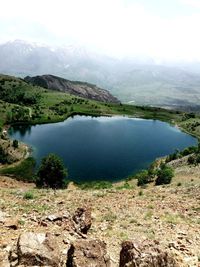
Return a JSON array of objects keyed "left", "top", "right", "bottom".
[
  {"left": 24, "top": 74, "right": 119, "bottom": 103},
  {"left": 2, "top": 40, "right": 200, "bottom": 109}
]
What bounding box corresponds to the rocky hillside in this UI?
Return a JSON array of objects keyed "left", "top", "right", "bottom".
[
  {"left": 24, "top": 75, "right": 120, "bottom": 103},
  {"left": 0, "top": 161, "right": 199, "bottom": 266}
]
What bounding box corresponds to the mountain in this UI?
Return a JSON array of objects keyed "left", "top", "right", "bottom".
[
  {"left": 24, "top": 74, "right": 119, "bottom": 103},
  {"left": 1, "top": 40, "right": 200, "bottom": 109}
]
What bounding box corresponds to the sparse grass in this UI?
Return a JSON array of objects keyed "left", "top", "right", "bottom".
[
  {"left": 18, "top": 219, "right": 25, "bottom": 225},
  {"left": 144, "top": 211, "right": 153, "bottom": 220},
  {"left": 116, "top": 182, "right": 134, "bottom": 190},
  {"left": 77, "top": 181, "right": 113, "bottom": 190},
  {"left": 23, "top": 190, "right": 35, "bottom": 200},
  {"left": 102, "top": 212, "right": 117, "bottom": 222}
]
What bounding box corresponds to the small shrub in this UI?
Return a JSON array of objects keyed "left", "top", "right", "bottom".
[
  {"left": 136, "top": 170, "right": 151, "bottom": 186},
  {"left": 177, "top": 182, "right": 182, "bottom": 186},
  {"left": 155, "top": 165, "right": 174, "bottom": 185},
  {"left": 138, "top": 190, "right": 143, "bottom": 196},
  {"left": 12, "top": 139, "right": 19, "bottom": 148},
  {"left": 188, "top": 155, "right": 196, "bottom": 165},
  {"left": 23, "top": 191, "right": 35, "bottom": 200}
]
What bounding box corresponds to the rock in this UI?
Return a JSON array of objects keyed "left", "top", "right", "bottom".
[
  {"left": 5, "top": 219, "right": 18, "bottom": 230},
  {"left": 25, "top": 75, "right": 120, "bottom": 103},
  {"left": 67, "top": 239, "right": 111, "bottom": 267},
  {"left": 119, "top": 240, "right": 178, "bottom": 267},
  {"left": 0, "top": 210, "right": 6, "bottom": 223},
  {"left": 73, "top": 206, "right": 92, "bottom": 234},
  {"left": 0, "top": 250, "right": 10, "bottom": 267},
  {"left": 47, "top": 214, "right": 64, "bottom": 221},
  {"left": 15, "top": 232, "right": 60, "bottom": 266}
]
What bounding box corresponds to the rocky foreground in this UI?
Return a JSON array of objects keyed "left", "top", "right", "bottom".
[{"left": 0, "top": 163, "right": 200, "bottom": 267}]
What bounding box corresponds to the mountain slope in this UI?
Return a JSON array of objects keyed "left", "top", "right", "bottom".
[
  {"left": 24, "top": 74, "right": 119, "bottom": 103},
  {"left": 2, "top": 40, "right": 200, "bottom": 108}
]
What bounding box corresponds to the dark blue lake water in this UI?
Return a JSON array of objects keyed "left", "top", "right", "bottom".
[{"left": 9, "top": 116, "right": 197, "bottom": 182}]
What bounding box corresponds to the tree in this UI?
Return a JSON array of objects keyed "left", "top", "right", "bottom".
[
  {"left": 36, "top": 154, "right": 67, "bottom": 189},
  {"left": 136, "top": 170, "right": 151, "bottom": 186},
  {"left": 12, "top": 139, "right": 19, "bottom": 148},
  {"left": 155, "top": 165, "right": 174, "bottom": 185}
]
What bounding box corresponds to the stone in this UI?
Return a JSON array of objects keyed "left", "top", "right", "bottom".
[
  {"left": 4, "top": 219, "right": 18, "bottom": 230},
  {"left": 0, "top": 250, "right": 10, "bottom": 267},
  {"left": 73, "top": 206, "right": 92, "bottom": 234},
  {"left": 0, "top": 210, "right": 6, "bottom": 223},
  {"left": 16, "top": 232, "right": 60, "bottom": 266},
  {"left": 119, "top": 240, "right": 178, "bottom": 267},
  {"left": 67, "top": 239, "right": 111, "bottom": 267}
]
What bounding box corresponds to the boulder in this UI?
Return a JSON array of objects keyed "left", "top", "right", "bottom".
[
  {"left": 119, "top": 240, "right": 178, "bottom": 267},
  {"left": 67, "top": 239, "right": 111, "bottom": 267},
  {"left": 16, "top": 232, "right": 60, "bottom": 266},
  {"left": 0, "top": 210, "right": 6, "bottom": 223},
  {"left": 73, "top": 206, "right": 92, "bottom": 234}
]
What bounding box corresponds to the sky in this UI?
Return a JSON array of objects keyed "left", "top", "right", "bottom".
[{"left": 1, "top": 0, "right": 200, "bottom": 61}]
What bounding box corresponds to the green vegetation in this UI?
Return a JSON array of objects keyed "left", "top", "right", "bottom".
[
  {"left": 136, "top": 170, "right": 152, "bottom": 186},
  {"left": 0, "top": 157, "right": 36, "bottom": 182},
  {"left": 0, "top": 145, "right": 9, "bottom": 164},
  {"left": 12, "top": 139, "right": 18, "bottom": 148},
  {"left": 1, "top": 74, "right": 200, "bottom": 185},
  {"left": 0, "top": 74, "right": 185, "bottom": 129},
  {"left": 77, "top": 180, "right": 113, "bottom": 190},
  {"left": 155, "top": 164, "right": 174, "bottom": 185},
  {"left": 23, "top": 190, "right": 35, "bottom": 200},
  {"left": 36, "top": 153, "right": 67, "bottom": 189}
]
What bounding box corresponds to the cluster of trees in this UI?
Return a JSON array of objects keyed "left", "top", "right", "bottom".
[
  {"left": 0, "top": 83, "right": 41, "bottom": 105},
  {"left": 6, "top": 107, "right": 30, "bottom": 123},
  {"left": 136, "top": 162, "right": 174, "bottom": 187},
  {"left": 165, "top": 143, "right": 200, "bottom": 165}
]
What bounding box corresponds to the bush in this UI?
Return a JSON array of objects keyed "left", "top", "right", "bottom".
[
  {"left": 155, "top": 165, "right": 174, "bottom": 185},
  {"left": 36, "top": 154, "right": 67, "bottom": 189},
  {"left": 23, "top": 191, "right": 35, "bottom": 200},
  {"left": 136, "top": 170, "right": 151, "bottom": 186},
  {"left": 0, "top": 145, "right": 8, "bottom": 164},
  {"left": 188, "top": 155, "right": 196, "bottom": 165},
  {"left": 12, "top": 139, "right": 19, "bottom": 148}
]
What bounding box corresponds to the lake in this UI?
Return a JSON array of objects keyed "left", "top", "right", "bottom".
[{"left": 9, "top": 116, "right": 197, "bottom": 182}]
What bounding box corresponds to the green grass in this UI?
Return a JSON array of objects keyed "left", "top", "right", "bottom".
[
  {"left": 77, "top": 180, "right": 113, "bottom": 190},
  {"left": 1, "top": 74, "right": 200, "bottom": 183},
  {"left": 23, "top": 190, "right": 35, "bottom": 200},
  {"left": 0, "top": 74, "right": 184, "bottom": 128},
  {"left": 0, "top": 157, "right": 36, "bottom": 182}
]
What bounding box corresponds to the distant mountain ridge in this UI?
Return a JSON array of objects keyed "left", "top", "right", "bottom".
[
  {"left": 2, "top": 40, "right": 200, "bottom": 109},
  {"left": 24, "top": 74, "right": 120, "bottom": 103}
]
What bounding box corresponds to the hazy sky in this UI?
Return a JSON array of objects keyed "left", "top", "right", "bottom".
[{"left": 1, "top": 0, "right": 200, "bottom": 60}]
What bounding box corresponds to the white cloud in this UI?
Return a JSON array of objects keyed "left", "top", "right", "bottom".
[{"left": 1, "top": 0, "right": 200, "bottom": 60}]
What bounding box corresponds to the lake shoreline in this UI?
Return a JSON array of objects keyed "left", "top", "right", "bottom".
[{"left": 8, "top": 114, "right": 198, "bottom": 183}]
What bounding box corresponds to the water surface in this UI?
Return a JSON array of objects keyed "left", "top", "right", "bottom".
[{"left": 9, "top": 116, "right": 197, "bottom": 182}]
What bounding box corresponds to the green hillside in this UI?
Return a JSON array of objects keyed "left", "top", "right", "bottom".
[{"left": 0, "top": 74, "right": 187, "bottom": 130}]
